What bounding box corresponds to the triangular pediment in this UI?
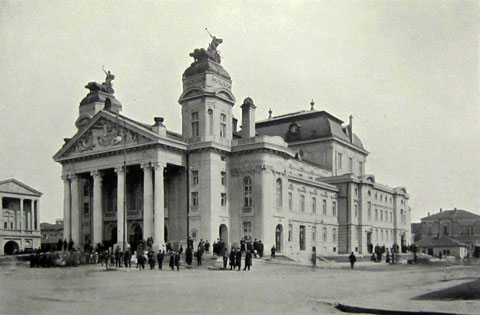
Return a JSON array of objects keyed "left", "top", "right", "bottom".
[
  {"left": 54, "top": 111, "right": 160, "bottom": 161},
  {"left": 0, "top": 179, "right": 42, "bottom": 196}
]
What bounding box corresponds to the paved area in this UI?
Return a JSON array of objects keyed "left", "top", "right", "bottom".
[{"left": 0, "top": 257, "right": 479, "bottom": 315}]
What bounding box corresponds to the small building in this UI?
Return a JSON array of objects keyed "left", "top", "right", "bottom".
[
  {"left": 416, "top": 208, "right": 480, "bottom": 258},
  {"left": 0, "top": 179, "right": 42, "bottom": 255},
  {"left": 415, "top": 235, "right": 469, "bottom": 259},
  {"left": 40, "top": 219, "right": 64, "bottom": 251}
]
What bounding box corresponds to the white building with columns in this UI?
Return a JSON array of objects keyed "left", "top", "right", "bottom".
[
  {"left": 53, "top": 39, "right": 411, "bottom": 256},
  {"left": 0, "top": 179, "right": 42, "bottom": 255}
]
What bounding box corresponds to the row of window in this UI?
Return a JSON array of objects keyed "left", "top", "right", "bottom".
[
  {"left": 427, "top": 225, "right": 475, "bottom": 236},
  {"left": 287, "top": 224, "right": 337, "bottom": 251},
  {"left": 373, "top": 228, "right": 394, "bottom": 243},
  {"left": 191, "top": 112, "right": 227, "bottom": 138},
  {"left": 191, "top": 170, "right": 227, "bottom": 186}
]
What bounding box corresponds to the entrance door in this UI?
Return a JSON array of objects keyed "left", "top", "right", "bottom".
[
  {"left": 219, "top": 224, "right": 228, "bottom": 249},
  {"left": 367, "top": 232, "right": 373, "bottom": 253},
  {"left": 4, "top": 241, "right": 19, "bottom": 255},
  {"left": 401, "top": 235, "right": 406, "bottom": 253},
  {"left": 110, "top": 227, "right": 117, "bottom": 244},
  {"left": 275, "top": 224, "right": 283, "bottom": 253}
]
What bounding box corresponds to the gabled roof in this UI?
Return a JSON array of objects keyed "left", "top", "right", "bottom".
[
  {"left": 421, "top": 209, "right": 480, "bottom": 221},
  {"left": 415, "top": 236, "right": 468, "bottom": 248},
  {"left": 53, "top": 110, "right": 187, "bottom": 162},
  {"left": 0, "top": 179, "right": 42, "bottom": 196}
]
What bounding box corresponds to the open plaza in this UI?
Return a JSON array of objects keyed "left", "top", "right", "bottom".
[{"left": 1, "top": 255, "right": 479, "bottom": 315}]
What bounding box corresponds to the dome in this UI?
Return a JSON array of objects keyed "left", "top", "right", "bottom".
[{"left": 183, "top": 59, "right": 231, "bottom": 81}]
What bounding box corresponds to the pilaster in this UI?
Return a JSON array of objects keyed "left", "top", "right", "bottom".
[
  {"left": 153, "top": 162, "right": 165, "bottom": 250},
  {"left": 63, "top": 175, "right": 71, "bottom": 242},
  {"left": 71, "top": 175, "right": 81, "bottom": 248}
]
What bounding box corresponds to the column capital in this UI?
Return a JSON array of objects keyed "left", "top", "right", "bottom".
[
  {"left": 61, "top": 174, "right": 70, "bottom": 181},
  {"left": 90, "top": 170, "right": 103, "bottom": 178},
  {"left": 114, "top": 166, "right": 126, "bottom": 174},
  {"left": 140, "top": 162, "right": 152, "bottom": 170},
  {"left": 70, "top": 174, "right": 79, "bottom": 180},
  {"left": 151, "top": 162, "right": 166, "bottom": 170}
]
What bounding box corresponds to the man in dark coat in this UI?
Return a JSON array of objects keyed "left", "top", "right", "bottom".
[
  {"left": 240, "top": 238, "right": 246, "bottom": 253},
  {"left": 187, "top": 237, "right": 193, "bottom": 249},
  {"left": 63, "top": 239, "right": 68, "bottom": 251},
  {"left": 253, "top": 239, "right": 259, "bottom": 258},
  {"left": 68, "top": 240, "right": 74, "bottom": 251},
  {"left": 185, "top": 246, "right": 193, "bottom": 267},
  {"left": 196, "top": 248, "right": 203, "bottom": 266},
  {"left": 258, "top": 240, "right": 264, "bottom": 258},
  {"left": 148, "top": 250, "right": 155, "bottom": 269},
  {"left": 57, "top": 239, "right": 63, "bottom": 251},
  {"left": 244, "top": 250, "right": 252, "bottom": 271},
  {"left": 124, "top": 248, "right": 132, "bottom": 268},
  {"left": 229, "top": 249, "right": 236, "bottom": 270},
  {"left": 271, "top": 245, "right": 276, "bottom": 258},
  {"left": 205, "top": 240, "right": 210, "bottom": 254},
  {"left": 114, "top": 246, "right": 122, "bottom": 267},
  {"left": 169, "top": 252, "right": 175, "bottom": 270},
  {"left": 174, "top": 252, "right": 180, "bottom": 271},
  {"left": 236, "top": 249, "right": 242, "bottom": 271},
  {"left": 157, "top": 250, "right": 164, "bottom": 269},
  {"left": 349, "top": 252, "right": 356, "bottom": 269}
]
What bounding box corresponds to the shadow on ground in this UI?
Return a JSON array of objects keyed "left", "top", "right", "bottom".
[{"left": 413, "top": 278, "right": 480, "bottom": 300}]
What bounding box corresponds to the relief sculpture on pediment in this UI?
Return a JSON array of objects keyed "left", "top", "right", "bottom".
[{"left": 70, "top": 118, "right": 139, "bottom": 155}]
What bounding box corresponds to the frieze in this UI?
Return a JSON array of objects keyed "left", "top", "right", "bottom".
[{"left": 212, "top": 76, "right": 231, "bottom": 89}]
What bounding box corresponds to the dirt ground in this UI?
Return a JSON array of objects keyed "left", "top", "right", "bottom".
[{"left": 0, "top": 258, "right": 479, "bottom": 315}]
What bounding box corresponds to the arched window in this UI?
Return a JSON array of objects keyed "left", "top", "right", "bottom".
[
  {"left": 276, "top": 178, "right": 282, "bottom": 208},
  {"left": 244, "top": 177, "right": 252, "bottom": 208}
]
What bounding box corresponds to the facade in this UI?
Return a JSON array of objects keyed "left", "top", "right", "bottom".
[
  {"left": 415, "top": 235, "right": 468, "bottom": 259},
  {"left": 40, "top": 219, "right": 64, "bottom": 250},
  {"left": 53, "top": 38, "right": 411, "bottom": 257},
  {"left": 0, "top": 179, "right": 42, "bottom": 255},
  {"left": 416, "top": 208, "right": 480, "bottom": 257}
]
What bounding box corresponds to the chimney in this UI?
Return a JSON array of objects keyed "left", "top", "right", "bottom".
[
  {"left": 440, "top": 208, "right": 442, "bottom": 213},
  {"left": 349, "top": 115, "right": 353, "bottom": 143},
  {"left": 241, "top": 97, "right": 256, "bottom": 139},
  {"left": 232, "top": 117, "right": 238, "bottom": 133},
  {"left": 428, "top": 212, "right": 430, "bottom": 217},
  {"left": 152, "top": 117, "right": 166, "bottom": 137}
]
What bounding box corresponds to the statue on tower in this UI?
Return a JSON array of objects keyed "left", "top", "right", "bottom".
[
  {"left": 189, "top": 28, "right": 223, "bottom": 64},
  {"left": 102, "top": 66, "right": 115, "bottom": 94}
]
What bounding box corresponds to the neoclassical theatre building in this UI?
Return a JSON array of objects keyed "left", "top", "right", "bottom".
[{"left": 54, "top": 39, "right": 411, "bottom": 257}]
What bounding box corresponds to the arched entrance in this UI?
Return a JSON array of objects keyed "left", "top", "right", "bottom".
[
  {"left": 275, "top": 224, "right": 283, "bottom": 253},
  {"left": 219, "top": 224, "right": 228, "bottom": 249},
  {"left": 129, "top": 224, "right": 143, "bottom": 250},
  {"left": 4, "top": 240, "right": 19, "bottom": 255}
]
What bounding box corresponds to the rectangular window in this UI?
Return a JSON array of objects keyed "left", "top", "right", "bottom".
[
  {"left": 288, "top": 192, "right": 292, "bottom": 211},
  {"left": 221, "top": 193, "right": 226, "bottom": 207},
  {"left": 367, "top": 202, "right": 371, "bottom": 219},
  {"left": 332, "top": 201, "right": 336, "bottom": 217},
  {"left": 337, "top": 153, "right": 342, "bottom": 169},
  {"left": 443, "top": 225, "right": 448, "bottom": 236},
  {"left": 375, "top": 209, "right": 378, "bottom": 221},
  {"left": 83, "top": 202, "right": 89, "bottom": 216},
  {"left": 427, "top": 226, "right": 432, "bottom": 235},
  {"left": 288, "top": 224, "right": 292, "bottom": 242},
  {"left": 220, "top": 114, "right": 226, "bottom": 138},
  {"left": 349, "top": 157, "right": 353, "bottom": 172},
  {"left": 380, "top": 210, "right": 383, "bottom": 221},
  {"left": 332, "top": 228, "right": 337, "bottom": 242},
  {"left": 4, "top": 222, "right": 7, "bottom": 229},
  {"left": 312, "top": 197, "right": 316, "bottom": 214},
  {"left": 300, "top": 195, "right": 305, "bottom": 212},
  {"left": 243, "top": 222, "right": 252, "bottom": 241},
  {"left": 191, "top": 112, "right": 199, "bottom": 137},
  {"left": 299, "top": 225, "right": 306, "bottom": 250},
  {"left": 312, "top": 227, "right": 316, "bottom": 242},
  {"left": 83, "top": 184, "right": 89, "bottom": 197},
  {"left": 221, "top": 171, "right": 226, "bottom": 186},
  {"left": 191, "top": 192, "right": 198, "bottom": 207},
  {"left": 354, "top": 203, "right": 358, "bottom": 217},
  {"left": 359, "top": 161, "right": 363, "bottom": 175},
  {"left": 323, "top": 227, "right": 327, "bottom": 242},
  {"left": 322, "top": 199, "right": 327, "bottom": 215},
  {"left": 192, "top": 170, "right": 198, "bottom": 185}
]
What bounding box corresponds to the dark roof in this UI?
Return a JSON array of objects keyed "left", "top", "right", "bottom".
[
  {"left": 415, "top": 236, "right": 468, "bottom": 248},
  {"left": 255, "top": 110, "right": 365, "bottom": 150},
  {"left": 421, "top": 209, "right": 480, "bottom": 221}
]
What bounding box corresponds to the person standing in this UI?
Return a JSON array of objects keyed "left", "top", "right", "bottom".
[
  {"left": 258, "top": 240, "right": 264, "bottom": 258},
  {"left": 244, "top": 250, "right": 252, "bottom": 271},
  {"left": 124, "top": 247, "right": 132, "bottom": 268},
  {"left": 223, "top": 251, "right": 228, "bottom": 270},
  {"left": 169, "top": 252, "right": 175, "bottom": 270},
  {"left": 205, "top": 240, "right": 210, "bottom": 254},
  {"left": 197, "top": 248, "right": 203, "bottom": 266},
  {"left": 236, "top": 249, "right": 242, "bottom": 271},
  {"left": 148, "top": 250, "right": 155, "bottom": 270},
  {"left": 349, "top": 252, "right": 356, "bottom": 270},
  {"left": 229, "top": 248, "right": 236, "bottom": 270},
  {"left": 185, "top": 246, "right": 193, "bottom": 267},
  {"left": 174, "top": 252, "right": 180, "bottom": 271},
  {"left": 240, "top": 238, "right": 246, "bottom": 254},
  {"left": 271, "top": 245, "right": 276, "bottom": 259},
  {"left": 311, "top": 247, "right": 317, "bottom": 267},
  {"left": 157, "top": 250, "right": 164, "bottom": 269}
]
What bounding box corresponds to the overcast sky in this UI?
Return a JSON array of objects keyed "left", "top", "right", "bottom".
[{"left": 0, "top": 0, "right": 478, "bottom": 223}]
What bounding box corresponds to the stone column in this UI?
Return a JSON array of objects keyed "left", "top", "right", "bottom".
[
  {"left": 116, "top": 167, "right": 127, "bottom": 250},
  {"left": 142, "top": 163, "right": 154, "bottom": 239},
  {"left": 63, "top": 176, "right": 71, "bottom": 242},
  {"left": 153, "top": 163, "right": 165, "bottom": 249},
  {"left": 19, "top": 198, "right": 24, "bottom": 231},
  {"left": 0, "top": 197, "right": 3, "bottom": 230},
  {"left": 91, "top": 171, "right": 103, "bottom": 245},
  {"left": 35, "top": 199, "right": 40, "bottom": 231},
  {"left": 71, "top": 175, "right": 81, "bottom": 248}
]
